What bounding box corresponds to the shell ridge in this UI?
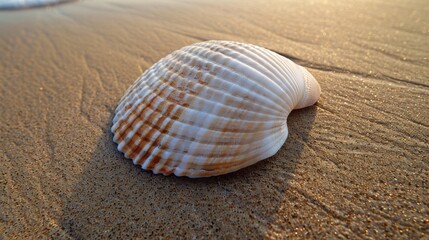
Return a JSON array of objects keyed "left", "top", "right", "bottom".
[
  {"left": 294, "top": 66, "right": 320, "bottom": 109},
  {"left": 132, "top": 105, "right": 183, "bottom": 165},
  {"left": 113, "top": 69, "right": 180, "bottom": 154},
  {"left": 113, "top": 68, "right": 172, "bottom": 137},
  {"left": 154, "top": 125, "right": 285, "bottom": 145},
  {"left": 145, "top": 59, "right": 287, "bottom": 126},
  {"left": 120, "top": 57, "right": 180, "bottom": 113},
  {"left": 190, "top": 44, "right": 287, "bottom": 107},
  {"left": 144, "top": 129, "right": 285, "bottom": 160},
  {"left": 115, "top": 64, "right": 162, "bottom": 115},
  {"left": 217, "top": 42, "right": 291, "bottom": 99},
  {"left": 162, "top": 59, "right": 282, "bottom": 118},
  {"left": 115, "top": 102, "right": 286, "bottom": 154},
  {"left": 141, "top": 120, "right": 287, "bottom": 174},
  {"left": 268, "top": 52, "right": 306, "bottom": 108},
  {"left": 113, "top": 83, "right": 152, "bottom": 126},
  {"left": 116, "top": 62, "right": 182, "bottom": 124},
  {"left": 206, "top": 41, "right": 291, "bottom": 95},
  {"left": 186, "top": 45, "right": 287, "bottom": 111},
  {"left": 174, "top": 47, "right": 286, "bottom": 114},
  {"left": 114, "top": 85, "right": 287, "bottom": 161},
  {"left": 171, "top": 124, "right": 288, "bottom": 166},
  {"left": 238, "top": 45, "right": 309, "bottom": 113},
  {"left": 237, "top": 43, "right": 291, "bottom": 92},
  {"left": 264, "top": 50, "right": 302, "bottom": 110},
  {"left": 119, "top": 96, "right": 285, "bottom": 134},
  {"left": 115, "top": 65, "right": 288, "bottom": 170},
  {"left": 113, "top": 90, "right": 158, "bottom": 144},
  {"left": 170, "top": 127, "right": 288, "bottom": 177},
  {"left": 120, "top": 99, "right": 177, "bottom": 161},
  {"left": 120, "top": 69, "right": 200, "bottom": 161},
  {"left": 113, "top": 76, "right": 149, "bottom": 122},
  {"left": 161, "top": 58, "right": 287, "bottom": 121},
  {"left": 114, "top": 91, "right": 169, "bottom": 158},
  {"left": 156, "top": 50, "right": 286, "bottom": 117},
  {"left": 245, "top": 45, "right": 298, "bottom": 111},
  {"left": 113, "top": 67, "right": 162, "bottom": 124}
]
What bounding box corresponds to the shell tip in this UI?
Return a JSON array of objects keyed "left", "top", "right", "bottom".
[{"left": 295, "top": 67, "right": 321, "bottom": 109}]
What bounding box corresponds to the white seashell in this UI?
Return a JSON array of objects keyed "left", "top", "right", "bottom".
[{"left": 111, "top": 40, "right": 321, "bottom": 178}]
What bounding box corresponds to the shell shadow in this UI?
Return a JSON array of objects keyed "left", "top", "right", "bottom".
[{"left": 60, "top": 106, "right": 317, "bottom": 238}]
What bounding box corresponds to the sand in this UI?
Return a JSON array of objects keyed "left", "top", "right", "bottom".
[{"left": 0, "top": 0, "right": 428, "bottom": 238}]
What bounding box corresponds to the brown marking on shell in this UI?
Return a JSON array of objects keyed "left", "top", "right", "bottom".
[
  {"left": 118, "top": 67, "right": 278, "bottom": 162},
  {"left": 136, "top": 103, "right": 180, "bottom": 165},
  {"left": 159, "top": 132, "right": 279, "bottom": 176},
  {"left": 121, "top": 97, "right": 156, "bottom": 158},
  {"left": 145, "top": 156, "right": 162, "bottom": 170},
  {"left": 127, "top": 101, "right": 171, "bottom": 160},
  {"left": 117, "top": 68, "right": 277, "bottom": 165},
  {"left": 195, "top": 71, "right": 207, "bottom": 85},
  {"left": 113, "top": 119, "right": 127, "bottom": 141},
  {"left": 115, "top": 70, "right": 172, "bottom": 156},
  {"left": 119, "top": 63, "right": 194, "bottom": 166},
  {"left": 204, "top": 92, "right": 246, "bottom": 162},
  {"left": 113, "top": 75, "right": 162, "bottom": 143},
  {"left": 175, "top": 139, "right": 281, "bottom": 176},
  {"left": 167, "top": 56, "right": 273, "bottom": 117},
  {"left": 158, "top": 163, "right": 174, "bottom": 176},
  {"left": 155, "top": 69, "right": 275, "bottom": 133},
  {"left": 154, "top": 132, "right": 176, "bottom": 174}
]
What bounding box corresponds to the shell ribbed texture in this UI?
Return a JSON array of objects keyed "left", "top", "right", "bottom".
[{"left": 111, "top": 40, "right": 320, "bottom": 177}]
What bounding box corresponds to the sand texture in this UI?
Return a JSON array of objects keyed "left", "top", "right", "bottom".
[{"left": 0, "top": 0, "right": 428, "bottom": 238}]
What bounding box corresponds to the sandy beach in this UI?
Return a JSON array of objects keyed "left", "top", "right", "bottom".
[{"left": 1, "top": 0, "right": 428, "bottom": 238}]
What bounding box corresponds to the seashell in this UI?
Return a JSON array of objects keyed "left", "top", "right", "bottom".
[{"left": 111, "top": 40, "right": 321, "bottom": 178}]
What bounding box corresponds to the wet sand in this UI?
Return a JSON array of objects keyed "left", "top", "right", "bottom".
[
  {"left": 0, "top": 0, "right": 75, "bottom": 10},
  {"left": 0, "top": 0, "right": 428, "bottom": 238}
]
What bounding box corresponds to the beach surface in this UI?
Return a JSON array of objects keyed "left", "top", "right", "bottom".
[{"left": 1, "top": 0, "right": 428, "bottom": 238}]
